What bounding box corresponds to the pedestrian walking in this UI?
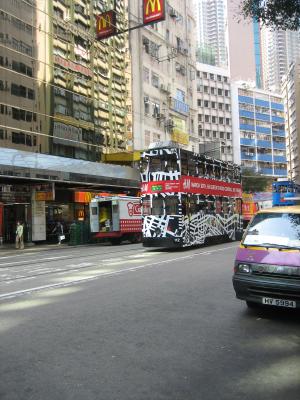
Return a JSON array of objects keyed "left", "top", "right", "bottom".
[
  {"left": 15, "top": 221, "right": 24, "bottom": 249},
  {"left": 52, "top": 221, "right": 65, "bottom": 244}
]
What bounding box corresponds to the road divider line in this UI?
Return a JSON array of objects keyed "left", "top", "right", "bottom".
[{"left": 0, "top": 244, "right": 237, "bottom": 300}]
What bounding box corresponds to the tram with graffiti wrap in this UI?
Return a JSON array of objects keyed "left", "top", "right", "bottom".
[{"left": 140, "top": 144, "right": 243, "bottom": 248}]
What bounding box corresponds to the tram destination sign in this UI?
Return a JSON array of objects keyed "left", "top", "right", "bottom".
[{"left": 141, "top": 177, "right": 242, "bottom": 198}]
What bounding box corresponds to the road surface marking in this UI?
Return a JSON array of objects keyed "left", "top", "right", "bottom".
[{"left": 0, "top": 244, "right": 237, "bottom": 301}]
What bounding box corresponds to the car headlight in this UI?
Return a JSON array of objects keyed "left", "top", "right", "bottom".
[{"left": 238, "top": 263, "right": 251, "bottom": 273}]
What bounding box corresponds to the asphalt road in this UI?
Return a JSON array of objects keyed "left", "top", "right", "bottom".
[{"left": 0, "top": 242, "right": 299, "bottom": 400}]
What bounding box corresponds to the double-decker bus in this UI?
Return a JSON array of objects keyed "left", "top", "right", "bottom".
[
  {"left": 272, "top": 180, "right": 300, "bottom": 207},
  {"left": 140, "top": 144, "right": 243, "bottom": 248}
]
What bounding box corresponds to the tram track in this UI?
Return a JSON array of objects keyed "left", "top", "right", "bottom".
[{"left": 0, "top": 245, "right": 152, "bottom": 269}]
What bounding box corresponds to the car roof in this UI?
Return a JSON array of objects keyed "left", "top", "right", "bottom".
[{"left": 257, "top": 205, "right": 300, "bottom": 214}]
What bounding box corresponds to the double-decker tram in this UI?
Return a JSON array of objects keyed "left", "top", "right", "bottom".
[
  {"left": 140, "top": 144, "right": 243, "bottom": 248},
  {"left": 272, "top": 180, "right": 300, "bottom": 207}
]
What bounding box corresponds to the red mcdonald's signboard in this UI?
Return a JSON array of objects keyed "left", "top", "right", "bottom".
[
  {"left": 96, "top": 10, "right": 116, "bottom": 40},
  {"left": 143, "top": 0, "right": 165, "bottom": 25}
]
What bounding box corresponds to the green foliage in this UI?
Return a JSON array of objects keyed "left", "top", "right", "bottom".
[
  {"left": 240, "top": 0, "right": 300, "bottom": 30},
  {"left": 242, "top": 169, "right": 272, "bottom": 193}
]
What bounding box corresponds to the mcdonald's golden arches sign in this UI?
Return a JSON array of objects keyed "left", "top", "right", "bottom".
[
  {"left": 96, "top": 10, "right": 116, "bottom": 39},
  {"left": 143, "top": 0, "right": 165, "bottom": 25}
]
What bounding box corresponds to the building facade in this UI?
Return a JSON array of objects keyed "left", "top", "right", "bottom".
[
  {"left": 196, "top": 63, "right": 234, "bottom": 162},
  {"left": 0, "top": 0, "right": 138, "bottom": 244},
  {"left": 261, "top": 28, "right": 300, "bottom": 92},
  {"left": 196, "top": 0, "right": 228, "bottom": 68},
  {"left": 231, "top": 82, "right": 287, "bottom": 177},
  {"left": 129, "top": 0, "right": 197, "bottom": 152},
  {"left": 282, "top": 62, "right": 300, "bottom": 183}
]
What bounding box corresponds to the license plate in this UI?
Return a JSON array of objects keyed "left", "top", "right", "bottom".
[{"left": 262, "top": 297, "right": 296, "bottom": 308}]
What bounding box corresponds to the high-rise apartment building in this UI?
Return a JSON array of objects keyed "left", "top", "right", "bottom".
[
  {"left": 129, "top": 0, "right": 197, "bottom": 152},
  {"left": 196, "top": 0, "right": 228, "bottom": 68},
  {"left": 232, "top": 82, "right": 287, "bottom": 177},
  {"left": 0, "top": 0, "right": 45, "bottom": 153},
  {"left": 282, "top": 62, "right": 300, "bottom": 183},
  {"left": 261, "top": 28, "right": 300, "bottom": 92},
  {"left": 196, "top": 63, "right": 233, "bottom": 162},
  {"left": 0, "top": 0, "right": 139, "bottom": 244},
  {"left": 227, "top": 0, "right": 258, "bottom": 85}
]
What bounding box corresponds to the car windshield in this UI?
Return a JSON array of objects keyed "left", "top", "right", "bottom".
[{"left": 243, "top": 212, "right": 300, "bottom": 248}]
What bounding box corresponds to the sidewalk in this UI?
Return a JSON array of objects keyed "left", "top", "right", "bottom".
[{"left": 0, "top": 242, "right": 70, "bottom": 256}]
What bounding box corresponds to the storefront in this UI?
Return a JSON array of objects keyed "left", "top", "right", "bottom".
[
  {"left": 0, "top": 148, "right": 140, "bottom": 244},
  {"left": 0, "top": 184, "right": 32, "bottom": 243}
]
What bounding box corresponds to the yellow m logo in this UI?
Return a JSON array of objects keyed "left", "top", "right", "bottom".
[
  {"left": 145, "top": 0, "right": 161, "bottom": 15},
  {"left": 98, "top": 14, "right": 111, "bottom": 30}
]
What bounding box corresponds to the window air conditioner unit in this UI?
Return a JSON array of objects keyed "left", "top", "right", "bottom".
[{"left": 144, "top": 96, "right": 149, "bottom": 103}]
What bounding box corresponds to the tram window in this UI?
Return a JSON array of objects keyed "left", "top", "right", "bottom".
[
  {"left": 181, "top": 195, "right": 187, "bottom": 215},
  {"left": 197, "top": 161, "right": 205, "bottom": 177},
  {"left": 206, "top": 196, "right": 215, "bottom": 213},
  {"left": 189, "top": 195, "right": 198, "bottom": 214},
  {"left": 181, "top": 152, "right": 188, "bottom": 175},
  {"left": 215, "top": 165, "right": 221, "bottom": 179},
  {"left": 152, "top": 196, "right": 164, "bottom": 215},
  {"left": 233, "top": 168, "right": 240, "bottom": 182},
  {"left": 142, "top": 196, "right": 151, "bottom": 216},
  {"left": 165, "top": 196, "right": 179, "bottom": 215},
  {"left": 140, "top": 159, "right": 148, "bottom": 173},
  {"left": 149, "top": 158, "right": 162, "bottom": 172},
  {"left": 222, "top": 198, "right": 229, "bottom": 214},
  {"left": 206, "top": 163, "right": 214, "bottom": 178},
  {"left": 164, "top": 155, "right": 179, "bottom": 172},
  {"left": 198, "top": 195, "right": 206, "bottom": 211},
  {"left": 188, "top": 158, "right": 197, "bottom": 176}
]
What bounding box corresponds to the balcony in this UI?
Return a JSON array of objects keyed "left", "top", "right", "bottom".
[
  {"left": 271, "top": 102, "right": 284, "bottom": 111},
  {"left": 240, "top": 138, "right": 255, "bottom": 146},
  {"left": 272, "top": 130, "right": 285, "bottom": 137},
  {"left": 257, "top": 140, "right": 272, "bottom": 148},
  {"left": 258, "top": 168, "right": 273, "bottom": 175},
  {"left": 239, "top": 109, "right": 254, "bottom": 119},
  {"left": 169, "top": 97, "right": 190, "bottom": 115},
  {"left": 238, "top": 95, "right": 253, "bottom": 104},
  {"left": 241, "top": 152, "right": 256, "bottom": 160},
  {"left": 257, "top": 154, "right": 272, "bottom": 162},
  {"left": 255, "top": 112, "right": 270, "bottom": 122},
  {"left": 273, "top": 142, "right": 285, "bottom": 150},
  {"left": 274, "top": 168, "right": 287, "bottom": 177},
  {"left": 240, "top": 123, "right": 255, "bottom": 131},
  {"left": 273, "top": 155, "right": 287, "bottom": 163},
  {"left": 256, "top": 126, "right": 271, "bottom": 134},
  {"left": 255, "top": 99, "right": 269, "bottom": 108},
  {"left": 271, "top": 115, "right": 285, "bottom": 124}
]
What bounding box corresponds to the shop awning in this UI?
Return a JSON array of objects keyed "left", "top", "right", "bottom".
[{"left": 0, "top": 148, "right": 140, "bottom": 189}]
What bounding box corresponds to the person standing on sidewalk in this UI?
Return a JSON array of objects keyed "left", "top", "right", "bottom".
[
  {"left": 52, "top": 221, "right": 64, "bottom": 245},
  {"left": 15, "top": 221, "right": 24, "bottom": 249}
]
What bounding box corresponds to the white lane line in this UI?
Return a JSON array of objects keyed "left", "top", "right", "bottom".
[{"left": 0, "top": 244, "right": 236, "bottom": 300}]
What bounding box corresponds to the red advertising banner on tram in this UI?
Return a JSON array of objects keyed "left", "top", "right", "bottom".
[{"left": 141, "top": 177, "right": 242, "bottom": 198}]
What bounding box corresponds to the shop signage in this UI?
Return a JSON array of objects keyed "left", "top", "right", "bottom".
[
  {"left": 35, "top": 183, "right": 55, "bottom": 201},
  {"left": 141, "top": 177, "right": 242, "bottom": 198},
  {"left": 54, "top": 55, "right": 93, "bottom": 77},
  {"left": 96, "top": 10, "right": 117, "bottom": 40},
  {"left": 171, "top": 117, "right": 189, "bottom": 145},
  {"left": 143, "top": 0, "right": 165, "bottom": 25},
  {"left": 35, "top": 192, "right": 54, "bottom": 201}
]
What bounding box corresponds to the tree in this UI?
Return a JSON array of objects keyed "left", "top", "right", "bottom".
[
  {"left": 240, "top": 0, "right": 300, "bottom": 31},
  {"left": 242, "top": 169, "right": 273, "bottom": 193}
]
